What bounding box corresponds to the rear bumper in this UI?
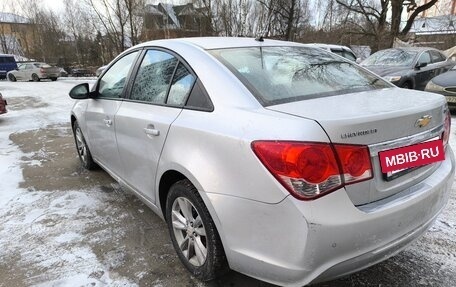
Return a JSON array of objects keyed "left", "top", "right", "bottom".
[
  {"left": 39, "top": 72, "right": 60, "bottom": 79},
  {"left": 206, "top": 147, "right": 454, "bottom": 286}
]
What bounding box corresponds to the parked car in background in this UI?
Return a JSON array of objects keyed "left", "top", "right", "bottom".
[
  {"left": 361, "top": 47, "right": 454, "bottom": 90},
  {"left": 95, "top": 65, "right": 107, "bottom": 77},
  {"left": 426, "top": 65, "right": 456, "bottom": 110},
  {"left": 311, "top": 43, "right": 358, "bottom": 61},
  {"left": 70, "top": 68, "right": 94, "bottom": 77},
  {"left": 0, "top": 92, "right": 7, "bottom": 115},
  {"left": 59, "top": 67, "right": 68, "bottom": 77},
  {"left": 7, "top": 62, "right": 60, "bottom": 82},
  {"left": 69, "top": 37, "right": 454, "bottom": 286},
  {"left": 0, "top": 54, "right": 18, "bottom": 80}
]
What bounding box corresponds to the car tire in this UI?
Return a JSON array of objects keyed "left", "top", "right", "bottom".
[
  {"left": 166, "top": 179, "right": 228, "bottom": 281},
  {"left": 32, "top": 74, "right": 40, "bottom": 82},
  {"left": 51, "top": 77, "right": 57, "bottom": 81},
  {"left": 401, "top": 82, "right": 412, "bottom": 89},
  {"left": 72, "top": 121, "right": 96, "bottom": 170},
  {"left": 8, "top": 74, "right": 16, "bottom": 82}
]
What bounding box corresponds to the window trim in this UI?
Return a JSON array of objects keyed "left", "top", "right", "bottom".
[{"left": 123, "top": 46, "right": 213, "bottom": 112}]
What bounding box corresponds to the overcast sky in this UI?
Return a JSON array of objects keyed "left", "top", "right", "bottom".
[{"left": 2, "top": 0, "right": 65, "bottom": 14}]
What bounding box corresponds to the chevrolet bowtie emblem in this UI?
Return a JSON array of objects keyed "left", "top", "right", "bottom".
[{"left": 415, "top": 115, "right": 432, "bottom": 128}]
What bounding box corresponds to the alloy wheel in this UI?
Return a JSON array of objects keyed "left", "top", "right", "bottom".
[
  {"left": 171, "top": 197, "right": 207, "bottom": 267},
  {"left": 75, "top": 127, "right": 88, "bottom": 164}
]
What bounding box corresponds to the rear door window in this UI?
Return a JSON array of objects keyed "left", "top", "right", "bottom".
[
  {"left": 429, "top": 50, "right": 446, "bottom": 63},
  {"left": 130, "top": 49, "right": 178, "bottom": 104}
]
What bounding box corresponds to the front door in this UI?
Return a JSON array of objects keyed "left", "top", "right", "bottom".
[
  {"left": 85, "top": 51, "right": 140, "bottom": 178},
  {"left": 415, "top": 51, "right": 434, "bottom": 90},
  {"left": 115, "top": 49, "right": 197, "bottom": 202}
]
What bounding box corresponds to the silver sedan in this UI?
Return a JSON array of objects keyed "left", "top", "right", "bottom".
[
  {"left": 7, "top": 62, "right": 60, "bottom": 82},
  {"left": 69, "top": 37, "right": 455, "bottom": 286}
]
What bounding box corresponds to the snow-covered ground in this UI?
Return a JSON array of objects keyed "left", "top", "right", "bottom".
[
  {"left": 0, "top": 79, "right": 455, "bottom": 286},
  {"left": 0, "top": 79, "right": 138, "bottom": 286}
]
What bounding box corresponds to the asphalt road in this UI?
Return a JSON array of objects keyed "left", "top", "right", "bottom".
[{"left": 0, "top": 80, "right": 455, "bottom": 286}]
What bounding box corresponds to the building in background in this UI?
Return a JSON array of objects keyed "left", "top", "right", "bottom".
[
  {"left": 419, "top": 0, "right": 456, "bottom": 17},
  {"left": 143, "top": 2, "right": 211, "bottom": 39},
  {"left": 407, "top": 0, "right": 456, "bottom": 49},
  {"left": 0, "top": 12, "right": 34, "bottom": 58}
]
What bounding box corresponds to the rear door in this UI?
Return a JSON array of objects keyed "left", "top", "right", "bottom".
[
  {"left": 430, "top": 50, "right": 451, "bottom": 76},
  {"left": 84, "top": 50, "right": 140, "bottom": 177},
  {"left": 115, "top": 49, "right": 197, "bottom": 202}
]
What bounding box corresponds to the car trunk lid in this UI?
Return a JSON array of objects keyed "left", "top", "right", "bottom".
[{"left": 266, "top": 87, "right": 447, "bottom": 205}]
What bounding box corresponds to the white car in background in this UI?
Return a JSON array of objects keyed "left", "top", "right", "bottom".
[
  {"left": 7, "top": 62, "right": 60, "bottom": 82},
  {"left": 311, "top": 43, "right": 359, "bottom": 62}
]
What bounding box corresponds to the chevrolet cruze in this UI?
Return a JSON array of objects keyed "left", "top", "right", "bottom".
[{"left": 69, "top": 37, "right": 455, "bottom": 286}]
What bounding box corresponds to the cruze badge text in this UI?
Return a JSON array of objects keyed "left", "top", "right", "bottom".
[{"left": 341, "top": 128, "right": 377, "bottom": 139}]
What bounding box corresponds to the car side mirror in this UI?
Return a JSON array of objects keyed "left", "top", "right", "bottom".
[
  {"left": 415, "top": 62, "right": 427, "bottom": 69},
  {"left": 69, "top": 83, "right": 91, "bottom": 99}
]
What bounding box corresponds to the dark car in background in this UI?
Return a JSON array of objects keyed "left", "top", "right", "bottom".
[
  {"left": 0, "top": 54, "right": 18, "bottom": 80},
  {"left": 70, "top": 68, "right": 94, "bottom": 77},
  {"left": 0, "top": 92, "right": 7, "bottom": 115},
  {"left": 361, "top": 47, "right": 454, "bottom": 90},
  {"left": 425, "top": 65, "right": 456, "bottom": 110}
]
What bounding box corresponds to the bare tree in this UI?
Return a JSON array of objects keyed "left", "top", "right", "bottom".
[
  {"left": 256, "top": 0, "right": 309, "bottom": 40},
  {"left": 335, "top": 0, "right": 438, "bottom": 49}
]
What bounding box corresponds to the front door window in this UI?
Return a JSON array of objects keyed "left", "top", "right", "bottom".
[{"left": 98, "top": 51, "right": 139, "bottom": 99}]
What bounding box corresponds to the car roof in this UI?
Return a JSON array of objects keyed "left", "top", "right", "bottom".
[{"left": 136, "top": 37, "right": 306, "bottom": 50}]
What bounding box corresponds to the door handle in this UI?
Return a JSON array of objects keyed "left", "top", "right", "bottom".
[
  {"left": 103, "top": 119, "right": 112, "bottom": 126},
  {"left": 144, "top": 127, "right": 160, "bottom": 136}
]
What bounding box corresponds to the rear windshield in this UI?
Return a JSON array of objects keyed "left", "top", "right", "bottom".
[{"left": 209, "top": 46, "right": 390, "bottom": 106}]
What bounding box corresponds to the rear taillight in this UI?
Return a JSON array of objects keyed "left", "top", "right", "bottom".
[
  {"left": 252, "top": 141, "right": 373, "bottom": 200},
  {"left": 40, "top": 68, "right": 45, "bottom": 73},
  {"left": 442, "top": 108, "right": 451, "bottom": 146}
]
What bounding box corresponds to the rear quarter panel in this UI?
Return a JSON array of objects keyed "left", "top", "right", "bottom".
[{"left": 157, "top": 106, "right": 331, "bottom": 204}]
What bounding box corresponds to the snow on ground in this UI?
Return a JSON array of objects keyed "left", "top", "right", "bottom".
[
  {"left": 0, "top": 79, "right": 88, "bottom": 205},
  {"left": 0, "top": 79, "right": 455, "bottom": 286},
  {"left": 0, "top": 79, "right": 139, "bottom": 286}
]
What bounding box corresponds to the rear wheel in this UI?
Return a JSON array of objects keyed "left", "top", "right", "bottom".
[
  {"left": 8, "top": 74, "right": 16, "bottom": 82},
  {"left": 73, "top": 121, "right": 96, "bottom": 170},
  {"left": 51, "top": 77, "right": 57, "bottom": 81},
  {"left": 166, "top": 179, "right": 228, "bottom": 281},
  {"left": 32, "top": 74, "right": 40, "bottom": 82}
]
